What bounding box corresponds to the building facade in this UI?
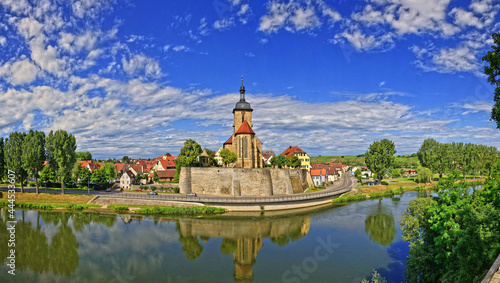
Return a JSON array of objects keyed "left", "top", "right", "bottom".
[
  {"left": 281, "top": 146, "right": 311, "bottom": 171},
  {"left": 223, "top": 80, "right": 263, "bottom": 168}
]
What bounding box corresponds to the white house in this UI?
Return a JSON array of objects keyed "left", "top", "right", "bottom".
[
  {"left": 120, "top": 171, "right": 135, "bottom": 189},
  {"left": 214, "top": 147, "right": 223, "bottom": 166}
]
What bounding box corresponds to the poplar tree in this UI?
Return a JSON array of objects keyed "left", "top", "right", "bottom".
[
  {"left": 4, "top": 132, "right": 28, "bottom": 192},
  {"left": 0, "top": 137, "right": 4, "bottom": 182},
  {"left": 46, "top": 130, "right": 77, "bottom": 194},
  {"left": 22, "top": 130, "right": 46, "bottom": 194}
]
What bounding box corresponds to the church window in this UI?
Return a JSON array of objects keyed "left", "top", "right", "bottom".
[{"left": 244, "top": 137, "right": 248, "bottom": 158}]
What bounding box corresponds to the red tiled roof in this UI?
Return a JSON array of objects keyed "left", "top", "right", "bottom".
[
  {"left": 224, "top": 135, "right": 233, "bottom": 144},
  {"left": 130, "top": 164, "right": 143, "bottom": 174},
  {"left": 87, "top": 163, "right": 103, "bottom": 171},
  {"left": 281, "top": 146, "right": 305, "bottom": 157},
  {"left": 114, "top": 163, "right": 126, "bottom": 172},
  {"left": 235, "top": 120, "right": 255, "bottom": 134},
  {"left": 159, "top": 158, "right": 176, "bottom": 169},
  {"left": 329, "top": 162, "right": 342, "bottom": 166},
  {"left": 311, "top": 169, "right": 326, "bottom": 176},
  {"left": 156, "top": 169, "right": 176, "bottom": 178},
  {"left": 79, "top": 160, "right": 92, "bottom": 168}
]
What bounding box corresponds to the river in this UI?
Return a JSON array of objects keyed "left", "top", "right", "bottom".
[{"left": 0, "top": 191, "right": 427, "bottom": 283}]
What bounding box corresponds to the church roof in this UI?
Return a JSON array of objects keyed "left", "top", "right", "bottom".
[
  {"left": 224, "top": 135, "right": 233, "bottom": 144},
  {"left": 235, "top": 120, "right": 255, "bottom": 134}
]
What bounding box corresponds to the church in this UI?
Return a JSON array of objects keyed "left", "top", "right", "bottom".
[{"left": 223, "top": 79, "right": 264, "bottom": 168}]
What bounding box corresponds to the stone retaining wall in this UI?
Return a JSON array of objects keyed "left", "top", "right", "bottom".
[
  {"left": 179, "top": 167, "right": 313, "bottom": 197},
  {"left": 89, "top": 196, "right": 203, "bottom": 207}
]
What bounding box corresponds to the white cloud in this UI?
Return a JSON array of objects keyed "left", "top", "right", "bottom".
[
  {"left": 198, "top": 18, "right": 209, "bottom": 36},
  {"left": 2, "top": 59, "right": 39, "bottom": 85},
  {"left": 238, "top": 4, "right": 250, "bottom": 16},
  {"left": 432, "top": 46, "right": 478, "bottom": 73},
  {"left": 461, "top": 100, "right": 493, "bottom": 114},
  {"left": 336, "top": 29, "right": 394, "bottom": 51},
  {"left": 450, "top": 8, "right": 483, "bottom": 28},
  {"left": 213, "top": 17, "right": 235, "bottom": 30},
  {"left": 290, "top": 7, "right": 320, "bottom": 31},
  {"left": 31, "top": 44, "right": 66, "bottom": 77},
  {"left": 322, "top": 7, "right": 341, "bottom": 23},
  {"left": 172, "top": 45, "right": 189, "bottom": 52},
  {"left": 470, "top": 0, "right": 493, "bottom": 14},
  {"left": 121, "top": 54, "right": 161, "bottom": 77},
  {"left": 379, "top": 81, "right": 386, "bottom": 87},
  {"left": 0, "top": 37, "right": 5, "bottom": 46},
  {"left": 17, "top": 17, "right": 43, "bottom": 40},
  {"left": 259, "top": 1, "right": 291, "bottom": 33},
  {"left": 245, "top": 52, "right": 255, "bottom": 57}
]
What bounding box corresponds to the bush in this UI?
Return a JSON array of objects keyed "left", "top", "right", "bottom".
[
  {"left": 111, "top": 205, "right": 129, "bottom": 212},
  {"left": 28, "top": 182, "right": 36, "bottom": 187},
  {"left": 139, "top": 185, "right": 145, "bottom": 189},
  {"left": 173, "top": 186, "right": 180, "bottom": 193},
  {"left": 66, "top": 204, "right": 86, "bottom": 210},
  {"left": 332, "top": 194, "right": 367, "bottom": 203}
]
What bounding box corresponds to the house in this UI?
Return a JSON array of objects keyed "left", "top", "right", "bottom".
[
  {"left": 262, "top": 150, "right": 275, "bottom": 165},
  {"left": 114, "top": 163, "right": 126, "bottom": 173},
  {"left": 311, "top": 169, "right": 327, "bottom": 186},
  {"left": 281, "top": 146, "right": 311, "bottom": 171},
  {"left": 120, "top": 171, "right": 135, "bottom": 189},
  {"left": 156, "top": 158, "right": 176, "bottom": 170},
  {"left": 87, "top": 162, "right": 103, "bottom": 172},
  {"left": 198, "top": 149, "right": 211, "bottom": 167},
  {"left": 403, "top": 169, "right": 417, "bottom": 177},
  {"left": 156, "top": 169, "right": 176, "bottom": 182},
  {"left": 214, "top": 147, "right": 224, "bottom": 166}
]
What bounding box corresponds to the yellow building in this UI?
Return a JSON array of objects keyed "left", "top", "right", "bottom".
[
  {"left": 281, "top": 146, "right": 311, "bottom": 171},
  {"left": 223, "top": 80, "right": 264, "bottom": 168}
]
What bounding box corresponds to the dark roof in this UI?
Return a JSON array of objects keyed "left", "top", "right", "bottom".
[
  {"left": 235, "top": 120, "right": 255, "bottom": 134},
  {"left": 224, "top": 135, "right": 233, "bottom": 144},
  {"left": 156, "top": 169, "right": 176, "bottom": 178}
]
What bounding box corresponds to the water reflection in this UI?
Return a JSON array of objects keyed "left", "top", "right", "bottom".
[
  {"left": 364, "top": 201, "right": 396, "bottom": 246},
  {"left": 175, "top": 215, "right": 310, "bottom": 282}
]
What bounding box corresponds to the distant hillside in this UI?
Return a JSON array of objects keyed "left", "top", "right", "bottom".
[{"left": 310, "top": 154, "right": 420, "bottom": 168}]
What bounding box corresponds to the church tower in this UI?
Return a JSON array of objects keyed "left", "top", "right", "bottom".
[{"left": 223, "top": 77, "right": 263, "bottom": 168}]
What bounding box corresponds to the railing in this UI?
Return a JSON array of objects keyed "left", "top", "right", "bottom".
[
  {"left": 101, "top": 175, "right": 355, "bottom": 204},
  {"left": 482, "top": 253, "right": 500, "bottom": 283}
]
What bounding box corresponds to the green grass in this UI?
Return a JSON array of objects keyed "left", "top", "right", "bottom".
[
  {"left": 332, "top": 194, "right": 367, "bottom": 204},
  {"left": 135, "top": 206, "right": 226, "bottom": 215},
  {"left": 0, "top": 200, "right": 99, "bottom": 210},
  {"left": 109, "top": 205, "right": 129, "bottom": 212},
  {"left": 310, "top": 154, "right": 420, "bottom": 168}
]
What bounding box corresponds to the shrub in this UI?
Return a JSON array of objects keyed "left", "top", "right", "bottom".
[
  {"left": 332, "top": 194, "right": 367, "bottom": 203},
  {"left": 28, "top": 182, "right": 36, "bottom": 187},
  {"left": 66, "top": 204, "right": 86, "bottom": 210},
  {"left": 173, "top": 186, "right": 180, "bottom": 193},
  {"left": 111, "top": 205, "right": 129, "bottom": 212}
]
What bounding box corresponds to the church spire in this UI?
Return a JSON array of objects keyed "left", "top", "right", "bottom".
[{"left": 239, "top": 75, "right": 246, "bottom": 101}]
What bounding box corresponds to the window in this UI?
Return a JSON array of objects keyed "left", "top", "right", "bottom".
[{"left": 244, "top": 137, "right": 248, "bottom": 158}]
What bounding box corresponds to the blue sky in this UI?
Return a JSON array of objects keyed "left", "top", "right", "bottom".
[{"left": 0, "top": 0, "right": 499, "bottom": 159}]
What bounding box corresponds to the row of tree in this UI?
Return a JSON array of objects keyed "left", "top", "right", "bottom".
[
  {"left": 0, "top": 130, "right": 77, "bottom": 194},
  {"left": 417, "top": 138, "right": 498, "bottom": 179}
]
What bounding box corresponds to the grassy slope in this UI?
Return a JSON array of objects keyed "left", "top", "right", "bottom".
[{"left": 310, "top": 154, "right": 420, "bottom": 167}]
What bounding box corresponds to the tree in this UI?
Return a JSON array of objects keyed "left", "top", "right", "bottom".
[
  {"left": 175, "top": 139, "right": 202, "bottom": 181},
  {"left": 364, "top": 139, "right": 397, "bottom": 184},
  {"left": 270, "top": 155, "right": 290, "bottom": 168},
  {"left": 46, "top": 130, "right": 77, "bottom": 194},
  {"left": 219, "top": 148, "right": 237, "bottom": 167},
  {"left": 391, "top": 168, "right": 401, "bottom": 178},
  {"left": 482, "top": 33, "right": 500, "bottom": 128},
  {"left": 79, "top": 166, "right": 91, "bottom": 188},
  {"left": 122, "top": 156, "right": 131, "bottom": 163},
  {"left": 40, "top": 165, "right": 56, "bottom": 185},
  {"left": 91, "top": 163, "right": 116, "bottom": 189},
  {"left": 416, "top": 166, "right": 433, "bottom": 184},
  {"left": 0, "top": 137, "right": 4, "bottom": 182},
  {"left": 417, "top": 138, "right": 440, "bottom": 175},
  {"left": 75, "top": 151, "right": 92, "bottom": 161},
  {"left": 72, "top": 162, "right": 83, "bottom": 184},
  {"left": 354, "top": 169, "right": 362, "bottom": 182},
  {"left": 288, "top": 155, "right": 301, "bottom": 168},
  {"left": 21, "top": 130, "right": 46, "bottom": 194},
  {"left": 4, "top": 132, "right": 28, "bottom": 192}
]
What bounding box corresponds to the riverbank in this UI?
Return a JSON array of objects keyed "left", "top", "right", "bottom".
[
  {"left": 333, "top": 178, "right": 484, "bottom": 204},
  {"left": 0, "top": 192, "right": 226, "bottom": 216}
]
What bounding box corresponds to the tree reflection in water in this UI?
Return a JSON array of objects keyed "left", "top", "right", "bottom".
[
  {"left": 175, "top": 215, "right": 311, "bottom": 282},
  {"left": 364, "top": 201, "right": 396, "bottom": 246},
  {"left": 0, "top": 209, "right": 117, "bottom": 278}
]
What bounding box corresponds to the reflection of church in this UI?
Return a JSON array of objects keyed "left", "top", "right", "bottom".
[
  {"left": 223, "top": 79, "right": 264, "bottom": 168},
  {"left": 176, "top": 216, "right": 311, "bottom": 282}
]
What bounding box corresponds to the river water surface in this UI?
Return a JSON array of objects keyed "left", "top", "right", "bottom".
[{"left": 0, "top": 192, "right": 426, "bottom": 283}]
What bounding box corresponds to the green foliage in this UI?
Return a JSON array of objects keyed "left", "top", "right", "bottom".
[
  {"left": 0, "top": 137, "right": 4, "bottom": 181},
  {"left": 46, "top": 130, "right": 77, "bottom": 194},
  {"left": 365, "top": 205, "right": 396, "bottom": 246},
  {"left": 40, "top": 165, "right": 56, "bottom": 184},
  {"left": 365, "top": 139, "right": 397, "bottom": 183},
  {"left": 270, "top": 155, "right": 290, "bottom": 168},
  {"left": 288, "top": 155, "right": 301, "bottom": 168},
  {"left": 483, "top": 33, "right": 500, "bottom": 128},
  {"left": 153, "top": 170, "right": 159, "bottom": 182},
  {"left": 65, "top": 204, "right": 86, "bottom": 210},
  {"left": 220, "top": 148, "right": 237, "bottom": 167},
  {"left": 136, "top": 206, "right": 226, "bottom": 215},
  {"left": 175, "top": 139, "right": 203, "bottom": 179},
  {"left": 354, "top": 169, "right": 362, "bottom": 182},
  {"left": 416, "top": 166, "right": 433, "bottom": 184},
  {"left": 401, "top": 170, "right": 500, "bottom": 282},
  {"left": 332, "top": 194, "right": 367, "bottom": 203},
  {"left": 109, "top": 205, "right": 129, "bottom": 212},
  {"left": 76, "top": 151, "right": 92, "bottom": 161},
  {"left": 361, "top": 270, "right": 387, "bottom": 283},
  {"left": 0, "top": 201, "right": 54, "bottom": 210},
  {"left": 390, "top": 168, "right": 401, "bottom": 178},
  {"left": 4, "top": 132, "right": 28, "bottom": 192}
]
